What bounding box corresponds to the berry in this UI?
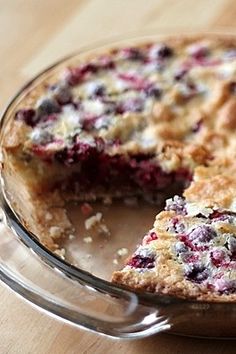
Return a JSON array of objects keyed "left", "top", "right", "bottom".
[
  {"left": 185, "top": 264, "right": 209, "bottom": 283},
  {"left": 145, "top": 86, "right": 162, "bottom": 99},
  {"left": 188, "top": 225, "right": 216, "bottom": 243},
  {"left": 37, "top": 98, "right": 60, "bottom": 117},
  {"left": 52, "top": 84, "right": 72, "bottom": 104},
  {"left": 121, "top": 47, "right": 145, "bottom": 61},
  {"left": 171, "top": 217, "right": 185, "bottom": 233},
  {"left": 15, "top": 109, "right": 38, "bottom": 127},
  {"left": 210, "top": 249, "right": 230, "bottom": 267},
  {"left": 116, "top": 98, "right": 144, "bottom": 114},
  {"left": 192, "top": 47, "right": 209, "bottom": 60},
  {"left": 142, "top": 231, "right": 158, "bottom": 245},
  {"left": 214, "top": 278, "right": 236, "bottom": 294},
  {"left": 93, "top": 85, "right": 106, "bottom": 97},
  {"left": 66, "top": 64, "right": 98, "bottom": 85},
  {"left": 154, "top": 45, "right": 174, "bottom": 59},
  {"left": 127, "top": 254, "right": 155, "bottom": 269},
  {"left": 175, "top": 241, "right": 188, "bottom": 254}
]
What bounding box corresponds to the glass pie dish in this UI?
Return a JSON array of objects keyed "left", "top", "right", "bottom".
[{"left": 1, "top": 30, "right": 236, "bottom": 340}]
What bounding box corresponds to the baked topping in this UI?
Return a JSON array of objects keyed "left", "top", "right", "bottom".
[{"left": 14, "top": 38, "right": 236, "bottom": 175}]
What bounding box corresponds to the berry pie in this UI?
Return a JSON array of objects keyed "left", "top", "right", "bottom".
[{"left": 3, "top": 34, "right": 236, "bottom": 300}]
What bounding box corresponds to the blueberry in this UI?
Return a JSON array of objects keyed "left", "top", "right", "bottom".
[
  {"left": 185, "top": 264, "right": 209, "bottom": 283},
  {"left": 157, "top": 45, "right": 173, "bottom": 59},
  {"left": 124, "top": 47, "right": 145, "bottom": 61},
  {"left": 37, "top": 98, "right": 61, "bottom": 117},
  {"left": 145, "top": 86, "right": 162, "bottom": 99},
  {"left": 15, "top": 109, "right": 38, "bottom": 127},
  {"left": 175, "top": 241, "right": 188, "bottom": 254},
  {"left": 52, "top": 84, "right": 72, "bottom": 105},
  {"left": 188, "top": 225, "right": 216, "bottom": 243},
  {"left": 93, "top": 85, "right": 106, "bottom": 97}
]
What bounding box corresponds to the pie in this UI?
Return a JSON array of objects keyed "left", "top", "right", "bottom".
[{"left": 3, "top": 34, "right": 236, "bottom": 300}]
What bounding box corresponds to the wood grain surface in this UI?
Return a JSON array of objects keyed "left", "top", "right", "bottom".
[{"left": 1, "top": 0, "right": 236, "bottom": 353}]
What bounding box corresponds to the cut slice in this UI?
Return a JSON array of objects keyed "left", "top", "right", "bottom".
[{"left": 112, "top": 196, "right": 236, "bottom": 301}]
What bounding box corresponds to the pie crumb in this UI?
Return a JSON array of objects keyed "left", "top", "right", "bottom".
[
  {"left": 84, "top": 212, "right": 110, "bottom": 236},
  {"left": 117, "top": 247, "right": 129, "bottom": 257},
  {"left": 85, "top": 212, "right": 102, "bottom": 230},
  {"left": 83, "top": 236, "right": 93, "bottom": 243},
  {"left": 54, "top": 248, "right": 65, "bottom": 259},
  {"left": 49, "top": 226, "right": 62, "bottom": 238},
  {"left": 45, "top": 212, "right": 53, "bottom": 221}
]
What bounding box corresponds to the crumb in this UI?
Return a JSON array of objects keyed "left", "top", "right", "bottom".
[
  {"left": 99, "top": 223, "right": 110, "bottom": 235},
  {"left": 83, "top": 236, "right": 93, "bottom": 243},
  {"left": 45, "top": 212, "right": 53, "bottom": 221},
  {"left": 124, "top": 197, "right": 138, "bottom": 206},
  {"left": 81, "top": 202, "right": 93, "bottom": 217},
  {"left": 85, "top": 212, "right": 111, "bottom": 236},
  {"left": 49, "top": 226, "right": 62, "bottom": 238},
  {"left": 103, "top": 196, "right": 112, "bottom": 205},
  {"left": 86, "top": 254, "right": 92, "bottom": 259},
  {"left": 85, "top": 212, "right": 102, "bottom": 230},
  {"left": 69, "top": 234, "right": 75, "bottom": 240},
  {"left": 54, "top": 248, "right": 65, "bottom": 259},
  {"left": 117, "top": 247, "right": 129, "bottom": 257},
  {"left": 113, "top": 259, "right": 119, "bottom": 265}
]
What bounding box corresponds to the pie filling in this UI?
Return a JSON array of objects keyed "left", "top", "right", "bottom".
[{"left": 5, "top": 35, "right": 236, "bottom": 299}]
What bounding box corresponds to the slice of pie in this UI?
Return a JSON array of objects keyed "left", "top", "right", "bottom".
[
  {"left": 2, "top": 34, "right": 236, "bottom": 299},
  {"left": 112, "top": 194, "right": 236, "bottom": 301}
]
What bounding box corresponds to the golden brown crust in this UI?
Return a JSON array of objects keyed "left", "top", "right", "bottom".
[{"left": 184, "top": 160, "right": 236, "bottom": 210}]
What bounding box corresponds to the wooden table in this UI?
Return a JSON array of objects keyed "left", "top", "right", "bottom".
[{"left": 1, "top": 0, "right": 236, "bottom": 352}]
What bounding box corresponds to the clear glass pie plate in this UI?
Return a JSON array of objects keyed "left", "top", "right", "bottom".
[{"left": 1, "top": 29, "right": 236, "bottom": 339}]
